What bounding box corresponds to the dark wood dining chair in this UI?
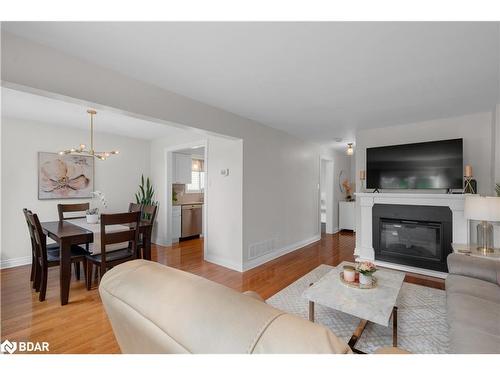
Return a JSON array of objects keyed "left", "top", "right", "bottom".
[
  {"left": 57, "top": 202, "right": 91, "bottom": 259},
  {"left": 128, "top": 202, "right": 142, "bottom": 213},
  {"left": 142, "top": 204, "right": 158, "bottom": 223},
  {"left": 26, "top": 210, "right": 88, "bottom": 301},
  {"left": 23, "top": 208, "right": 64, "bottom": 289},
  {"left": 136, "top": 204, "right": 158, "bottom": 258},
  {"left": 57, "top": 203, "right": 90, "bottom": 221},
  {"left": 85, "top": 211, "right": 141, "bottom": 290}
]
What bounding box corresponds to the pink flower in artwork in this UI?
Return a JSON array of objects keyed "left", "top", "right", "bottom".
[{"left": 40, "top": 157, "right": 90, "bottom": 197}]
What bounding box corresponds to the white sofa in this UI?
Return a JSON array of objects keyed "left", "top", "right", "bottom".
[{"left": 99, "top": 260, "right": 405, "bottom": 354}]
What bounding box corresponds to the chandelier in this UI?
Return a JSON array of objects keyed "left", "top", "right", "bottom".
[{"left": 59, "top": 109, "right": 119, "bottom": 160}]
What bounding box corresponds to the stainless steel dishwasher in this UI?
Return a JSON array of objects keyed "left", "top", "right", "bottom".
[{"left": 181, "top": 204, "right": 203, "bottom": 238}]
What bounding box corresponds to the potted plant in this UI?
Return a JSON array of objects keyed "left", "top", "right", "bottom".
[
  {"left": 356, "top": 261, "right": 377, "bottom": 286},
  {"left": 85, "top": 208, "right": 99, "bottom": 224},
  {"left": 86, "top": 191, "right": 107, "bottom": 224},
  {"left": 135, "top": 175, "right": 158, "bottom": 220}
]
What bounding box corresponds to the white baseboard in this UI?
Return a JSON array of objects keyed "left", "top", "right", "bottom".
[
  {"left": 356, "top": 257, "right": 448, "bottom": 279},
  {"left": 1, "top": 256, "right": 31, "bottom": 269},
  {"left": 326, "top": 227, "right": 340, "bottom": 235},
  {"left": 153, "top": 235, "right": 171, "bottom": 247},
  {"left": 243, "top": 234, "right": 321, "bottom": 272},
  {"left": 204, "top": 254, "right": 242, "bottom": 272}
]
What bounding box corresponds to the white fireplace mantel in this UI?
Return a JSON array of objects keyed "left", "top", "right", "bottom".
[{"left": 354, "top": 192, "right": 467, "bottom": 278}]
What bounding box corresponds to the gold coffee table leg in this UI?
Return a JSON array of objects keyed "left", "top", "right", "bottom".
[
  {"left": 309, "top": 301, "right": 315, "bottom": 322},
  {"left": 348, "top": 319, "right": 368, "bottom": 351},
  {"left": 308, "top": 282, "right": 315, "bottom": 322},
  {"left": 392, "top": 306, "right": 398, "bottom": 347}
]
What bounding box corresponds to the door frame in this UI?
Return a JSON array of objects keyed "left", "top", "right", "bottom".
[
  {"left": 164, "top": 140, "right": 208, "bottom": 257},
  {"left": 319, "top": 157, "right": 335, "bottom": 234}
]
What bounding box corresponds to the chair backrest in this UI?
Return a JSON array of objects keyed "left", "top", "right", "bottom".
[
  {"left": 26, "top": 211, "right": 48, "bottom": 265},
  {"left": 23, "top": 208, "right": 39, "bottom": 262},
  {"left": 99, "top": 211, "right": 141, "bottom": 263},
  {"left": 23, "top": 208, "right": 35, "bottom": 244},
  {"left": 58, "top": 203, "right": 90, "bottom": 221},
  {"left": 142, "top": 204, "right": 158, "bottom": 225},
  {"left": 128, "top": 202, "right": 142, "bottom": 213}
]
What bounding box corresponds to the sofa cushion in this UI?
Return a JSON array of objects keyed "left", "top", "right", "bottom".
[
  {"left": 446, "top": 274, "right": 500, "bottom": 304},
  {"left": 449, "top": 321, "right": 500, "bottom": 354},
  {"left": 447, "top": 292, "right": 500, "bottom": 353},
  {"left": 447, "top": 293, "right": 500, "bottom": 336}
]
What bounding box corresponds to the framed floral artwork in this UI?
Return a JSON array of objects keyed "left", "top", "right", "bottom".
[{"left": 38, "top": 152, "right": 94, "bottom": 199}]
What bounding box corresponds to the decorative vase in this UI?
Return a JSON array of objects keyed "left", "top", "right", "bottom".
[
  {"left": 86, "top": 214, "right": 99, "bottom": 224},
  {"left": 359, "top": 273, "right": 373, "bottom": 286}
]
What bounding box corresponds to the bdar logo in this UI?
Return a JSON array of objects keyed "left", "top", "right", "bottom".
[{"left": 1, "top": 340, "right": 17, "bottom": 354}]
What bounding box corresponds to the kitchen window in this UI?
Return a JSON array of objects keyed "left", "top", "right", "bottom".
[{"left": 186, "top": 158, "right": 205, "bottom": 192}]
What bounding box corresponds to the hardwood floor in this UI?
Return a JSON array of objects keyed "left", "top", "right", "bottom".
[{"left": 0, "top": 231, "right": 444, "bottom": 354}]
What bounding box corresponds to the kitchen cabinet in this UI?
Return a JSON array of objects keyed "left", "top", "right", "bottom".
[
  {"left": 172, "top": 206, "right": 182, "bottom": 242},
  {"left": 173, "top": 153, "right": 192, "bottom": 184},
  {"left": 339, "top": 201, "right": 356, "bottom": 231}
]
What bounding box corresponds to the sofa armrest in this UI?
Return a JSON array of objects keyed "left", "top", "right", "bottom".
[
  {"left": 447, "top": 253, "right": 500, "bottom": 285},
  {"left": 243, "top": 290, "right": 265, "bottom": 302}
]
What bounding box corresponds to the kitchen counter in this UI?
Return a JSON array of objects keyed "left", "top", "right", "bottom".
[{"left": 173, "top": 202, "right": 204, "bottom": 206}]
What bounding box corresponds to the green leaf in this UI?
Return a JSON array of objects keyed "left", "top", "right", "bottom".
[{"left": 135, "top": 175, "right": 156, "bottom": 206}]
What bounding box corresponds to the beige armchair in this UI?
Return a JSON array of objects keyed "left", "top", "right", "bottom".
[{"left": 99, "top": 260, "right": 408, "bottom": 354}]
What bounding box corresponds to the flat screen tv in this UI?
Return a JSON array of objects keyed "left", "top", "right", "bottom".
[{"left": 366, "top": 138, "right": 463, "bottom": 190}]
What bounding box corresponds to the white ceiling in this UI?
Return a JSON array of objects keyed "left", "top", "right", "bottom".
[
  {"left": 1, "top": 87, "right": 187, "bottom": 140},
  {"left": 2, "top": 22, "right": 499, "bottom": 146}
]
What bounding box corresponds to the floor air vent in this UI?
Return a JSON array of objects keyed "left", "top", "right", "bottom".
[{"left": 248, "top": 238, "right": 275, "bottom": 260}]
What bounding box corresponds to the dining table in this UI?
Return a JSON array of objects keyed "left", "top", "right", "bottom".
[{"left": 41, "top": 218, "right": 153, "bottom": 305}]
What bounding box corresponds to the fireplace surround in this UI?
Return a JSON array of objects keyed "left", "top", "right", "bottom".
[
  {"left": 354, "top": 193, "right": 467, "bottom": 277},
  {"left": 372, "top": 204, "right": 452, "bottom": 272}
]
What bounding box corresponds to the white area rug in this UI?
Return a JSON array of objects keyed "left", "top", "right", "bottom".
[{"left": 266, "top": 264, "right": 449, "bottom": 354}]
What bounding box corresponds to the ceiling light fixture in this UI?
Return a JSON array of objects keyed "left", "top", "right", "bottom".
[
  {"left": 346, "top": 143, "right": 354, "bottom": 156},
  {"left": 59, "top": 109, "right": 119, "bottom": 160}
]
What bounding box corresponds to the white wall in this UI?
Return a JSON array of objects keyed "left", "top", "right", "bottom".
[
  {"left": 354, "top": 112, "right": 495, "bottom": 196},
  {"left": 1, "top": 117, "right": 151, "bottom": 268},
  {"left": 242, "top": 133, "right": 320, "bottom": 270},
  {"left": 150, "top": 131, "right": 244, "bottom": 271},
  {"left": 2, "top": 33, "right": 322, "bottom": 272}
]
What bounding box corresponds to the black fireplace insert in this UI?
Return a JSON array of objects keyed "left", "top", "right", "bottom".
[{"left": 372, "top": 204, "right": 452, "bottom": 272}]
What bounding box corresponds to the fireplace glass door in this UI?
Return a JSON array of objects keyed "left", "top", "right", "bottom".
[{"left": 379, "top": 219, "right": 442, "bottom": 261}]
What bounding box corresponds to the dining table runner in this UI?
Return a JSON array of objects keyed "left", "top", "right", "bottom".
[{"left": 67, "top": 218, "right": 130, "bottom": 254}]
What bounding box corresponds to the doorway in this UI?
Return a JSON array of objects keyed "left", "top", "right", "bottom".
[
  {"left": 165, "top": 141, "right": 208, "bottom": 256},
  {"left": 319, "top": 158, "right": 335, "bottom": 234}
]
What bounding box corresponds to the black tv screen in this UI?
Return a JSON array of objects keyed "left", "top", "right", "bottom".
[{"left": 366, "top": 139, "right": 463, "bottom": 190}]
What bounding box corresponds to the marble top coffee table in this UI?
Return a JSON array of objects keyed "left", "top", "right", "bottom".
[{"left": 302, "top": 261, "right": 405, "bottom": 353}]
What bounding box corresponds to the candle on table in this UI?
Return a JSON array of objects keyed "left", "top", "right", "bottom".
[
  {"left": 464, "top": 165, "right": 472, "bottom": 178},
  {"left": 343, "top": 265, "right": 356, "bottom": 282}
]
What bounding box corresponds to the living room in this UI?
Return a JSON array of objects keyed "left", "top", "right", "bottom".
[{"left": 1, "top": 2, "right": 500, "bottom": 374}]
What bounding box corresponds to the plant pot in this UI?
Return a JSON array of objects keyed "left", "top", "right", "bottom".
[
  {"left": 359, "top": 273, "right": 373, "bottom": 286},
  {"left": 86, "top": 214, "right": 99, "bottom": 224}
]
